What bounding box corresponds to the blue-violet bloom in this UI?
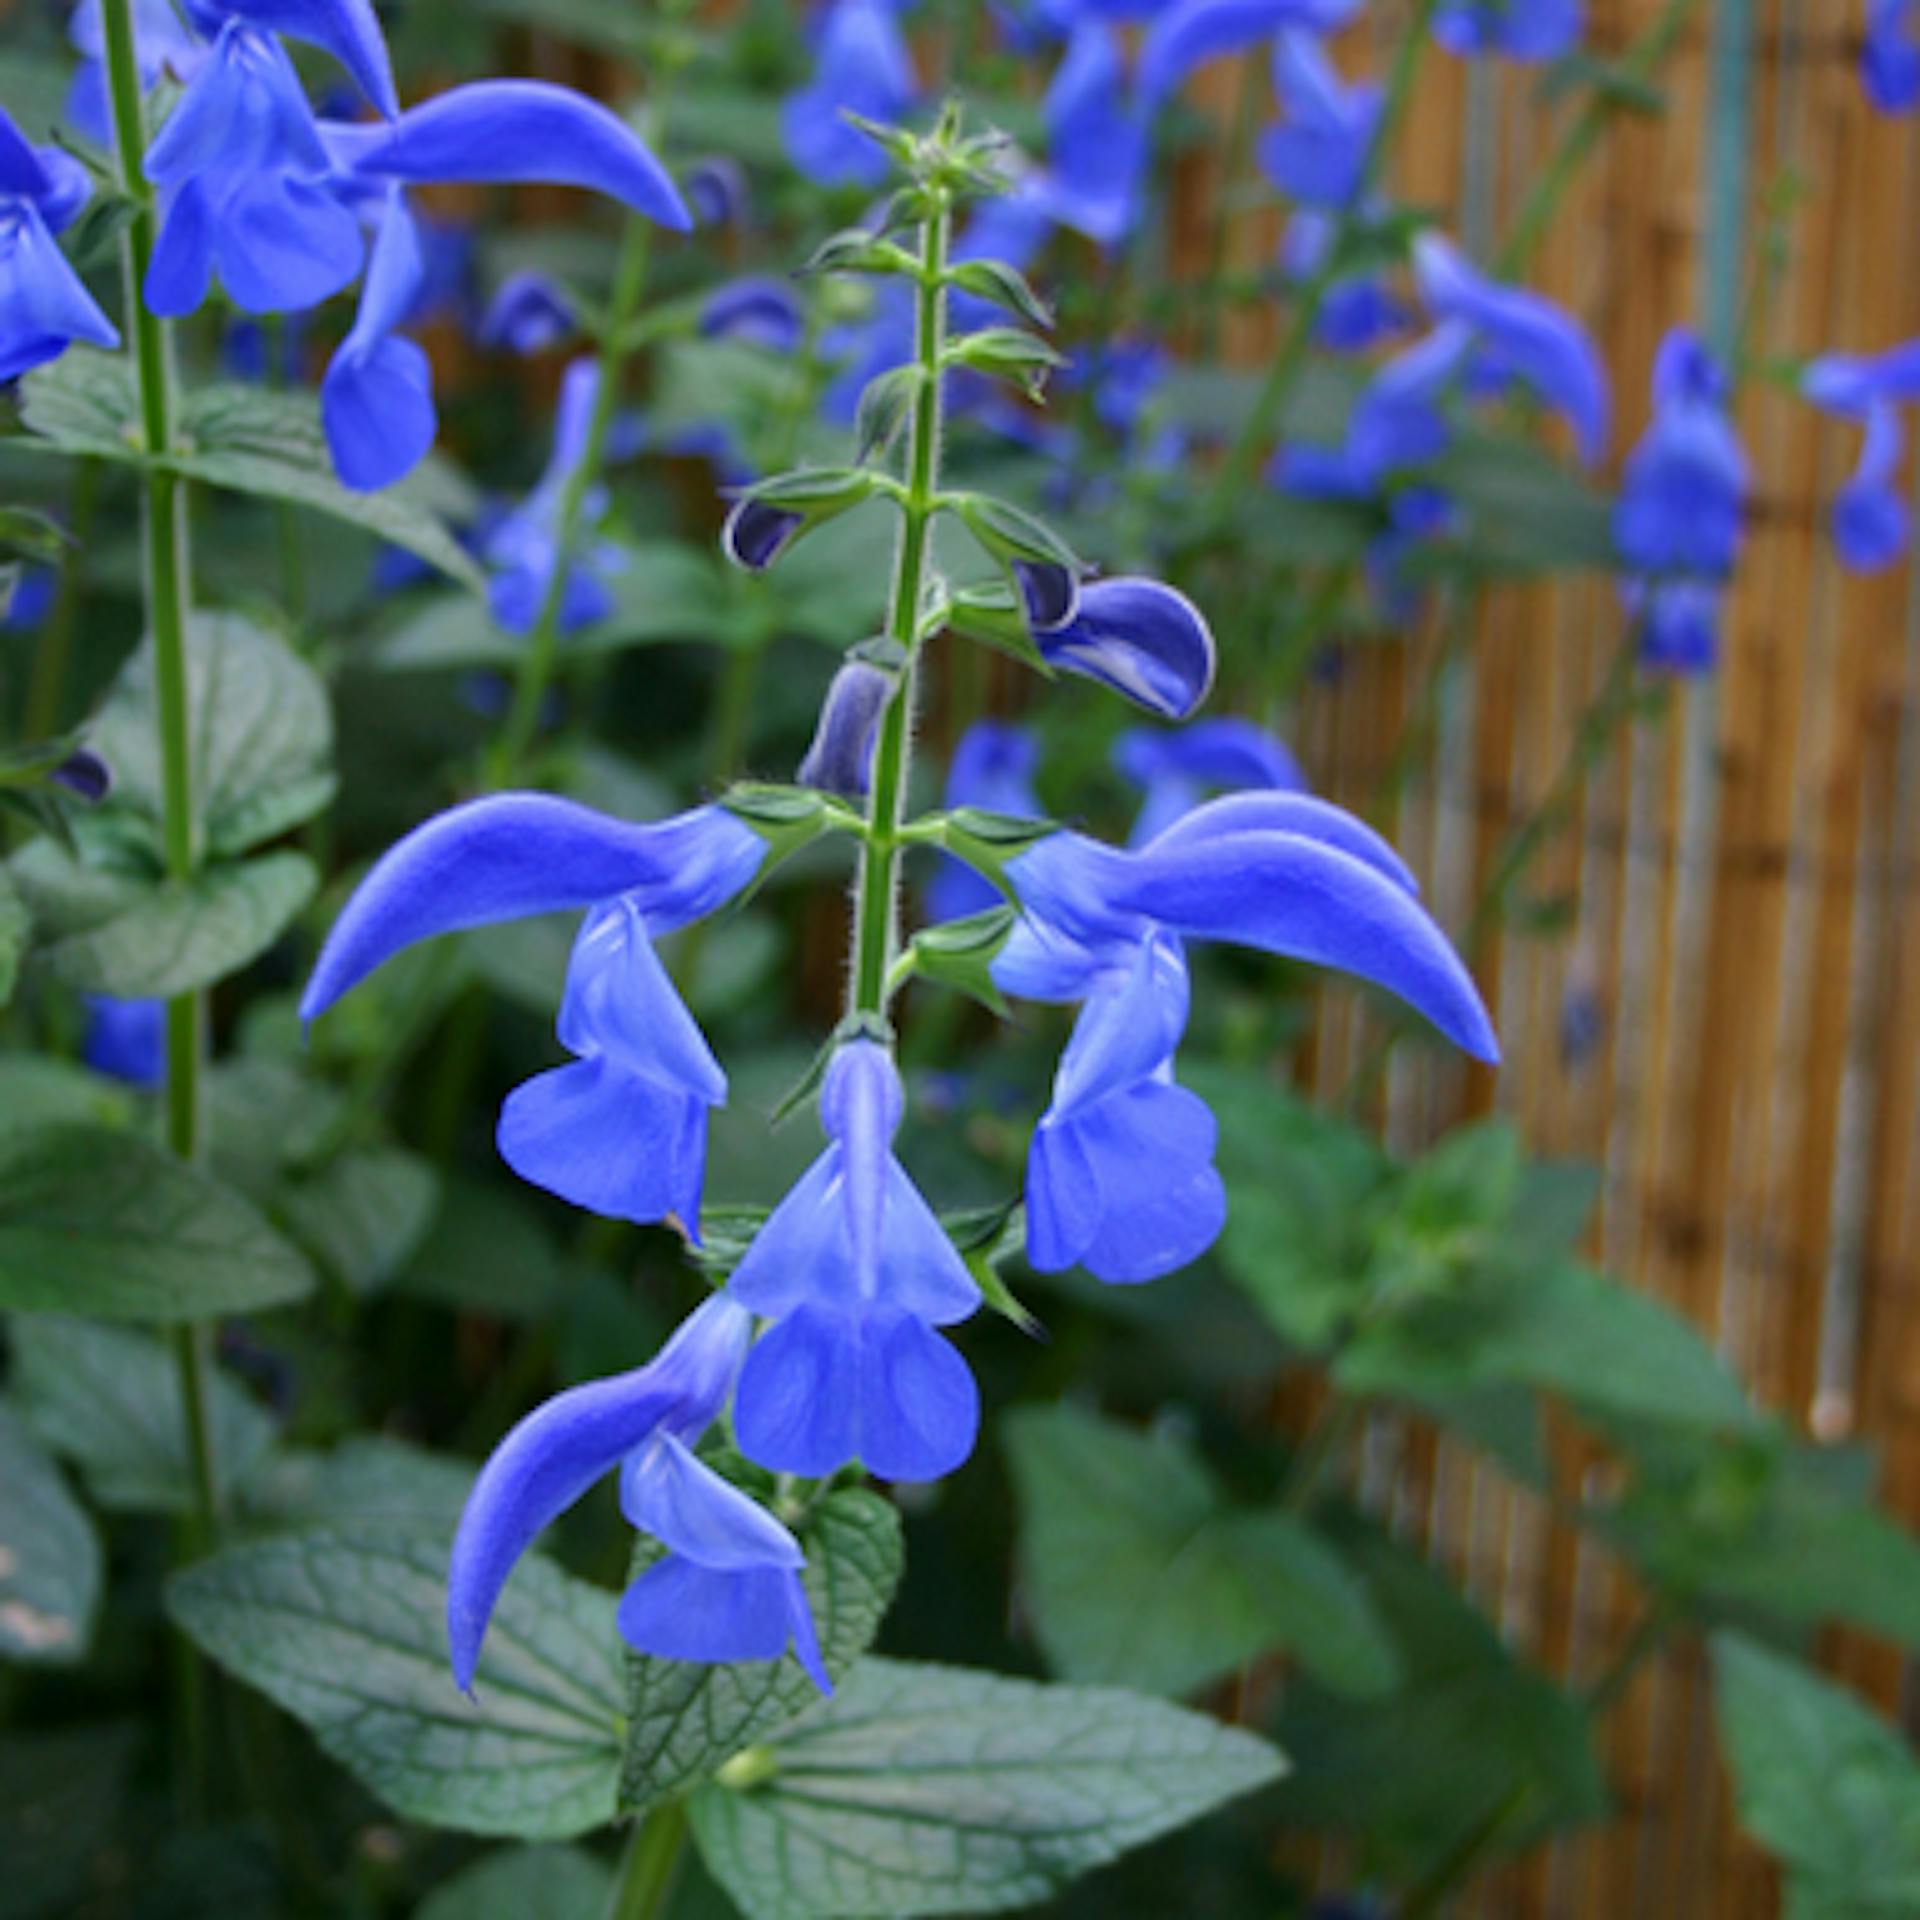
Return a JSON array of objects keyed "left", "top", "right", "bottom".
[
  {"left": 783, "top": 0, "right": 916, "bottom": 188},
  {"left": 1866, "top": 0, "right": 1920, "bottom": 108},
  {"left": 0, "top": 108, "right": 118, "bottom": 381}
]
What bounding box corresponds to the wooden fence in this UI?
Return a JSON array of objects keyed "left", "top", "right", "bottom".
[{"left": 1167, "top": 0, "right": 1920, "bottom": 1911}]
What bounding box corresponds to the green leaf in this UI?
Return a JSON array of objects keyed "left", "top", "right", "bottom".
[
  {"left": 688, "top": 1658, "right": 1284, "bottom": 1918},
  {"left": 90, "top": 611, "right": 334, "bottom": 856},
  {"left": 907, "top": 906, "right": 1014, "bottom": 1014},
  {"left": 11, "top": 834, "right": 316, "bottom": 998},
  {"left": 0, "top": 1403, "right": 100, "bottom": 1666},
  {"left": 0, "top": 1723, "right": 138, "bottom": 1920},
  {"left": 1273, "top": 1525, "right": 1605, "bottom": 1880},
  {"left": 620, "top": 1486, "right": 903, "bottom": 1813},
  {"left": 1004, "top": 1405, "right": 1398, "bottom": 1701},
  {"left": 1714, "top": 1633, "right": 1920, "bottom": 1917},
  {"left": 396, "top": 1175, "right": 563, "bottom": 1321},
  {"left": 167, "top": 1523, "right": 625, "bottom": 1839},
  {"left": 0, "top": 1124, "right": 314, "bottom": 1321},
  {"left": 944, "top": 258, "right": 1054, "bottom": 330},
  {"left": 854, "top": 364, "right": 921, "bottom": 465},
  {"left": 947, "top": 492, "right": 1084, "bottom": 572},
  {"left": 414, "top": 1845, "right": 614, "bottom": 1920},
  {"left": 0, "top": 1055, "right": 134, "bottom": 1142},
  {"left": 9, "top": 1317, "right": 275, "bottom": 1514},
  {"left": 252, "top": 1436, "right": 478, "bottom": 1533},
  {"left": 277, "top": 1149, "right": 440, "bottom": 1298},
  {"left": 14, "top": 354, "right": 482, "bottom": 590}
]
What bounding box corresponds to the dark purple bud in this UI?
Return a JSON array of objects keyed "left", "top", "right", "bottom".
[
  {"left": 1014, "top": 559, "right": 1079, "bottom": 633},
  {"left": 723, "top": 498, "right": 806, "bottom": 572},
  {"left": 685, "top": 156, "right": 750, "bottom": 228},
  {"left": 700, "top": 276, "right": 805, "bottom": 355},
  {"left": 797, "top": 661, "right": 895, "bottom": 798},
  {"left": 51, "top": 747, "right": 111, "bottom": 803}
]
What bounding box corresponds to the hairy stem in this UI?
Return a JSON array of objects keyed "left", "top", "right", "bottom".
[
  {"left": 1202, "top": 0, "right": 1439, "bottom": 527},
  {"left": 602, "top": 1804, "right": 688, "bottom": 1920},
  {"left": 488, "top": 216, "right": 654, "bottom": 786},
  {"left": 850, "top": 202, "right": 950, "bottom": 1017}
]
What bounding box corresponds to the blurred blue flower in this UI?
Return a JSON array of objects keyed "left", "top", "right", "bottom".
[
  {"left": 685, "top": 155, "right": 751, "bottom": 227},
  {"left": 992, "top": 789, "right": 1492, "bottom": 1281},
  {"left": 1137, "top": 0, "right": 1363, "bottom": 113},
  {"left": 1833, "top": 403, "right": 1910, "bottom": 571},
  {"left": 2, "top": 562, "right": 55, "bottom": 629},
  {"left": 783, "top": 0, "right": 917, "bottom": 188},
  {"left": 479, "top": 271, "right": 577, "bottom": 355},
  {"left": 1866, "top": 0, "right": 1920, "bottom": 109},
  {"left": 303, "top": 792, "right": 765, "bottom": 1228},
  {"left": 728, "top": 1041, "right": 982, "bottom": 1482},
  {"left": 930, "top": 720, "right": 1042, "bottom": 921},
  {"left": 1258, "top": 31, "right": 1381, "bottom": 208},
  {"left": 0, "top": 110, "right": 118, "bottom": 381},
  {"left": 1115, "top": 717, "right": 1305, "bottom": 844},
  {"left": 83, "top": 996, "right": 166, "bottom": 1088},
  {"left": 701, "top": 275, "right": 807, "bottom": 354},
  {"left": 484, "top": 358, "right": 625, "bottom": 634},
  {"left": 1029, "top": 20, "right": 1147, "bottom": 246},
  {"left": 1613, "top": 328, "right": 1745, "bottom": 669},
  {"left": 1413, "top": 233, "right": 1608, "bottom": 465},
  {"left": 1280, "top": 211, "right": 1407, "bottom": 352},
  {"left": 1433, "top": 0, "right": 1582, "bottom": 61},
  {"left": 448, "top": 1292, "right": 828, "bottom": 1694}
]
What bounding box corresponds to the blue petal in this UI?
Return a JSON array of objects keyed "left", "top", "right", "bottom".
[
  {"left": 1030, "top": 1081, "right": 1227, "bottom": 1283},
  {"left": 621, "top": 1433, "right": 803, "bottom": 1571},
  {"left": 722, "top": 499, "right": 805, "bottom": 571},
  {"left": 701, "top": 275, "right": 806, "bottom": 353},
  {"left": 1833, "top": 404, "right": 1910, "bottom": 571},
  {"left": 498, "top": 1058, "right": 707, "bottom": 1228},
  {"left": 999, "top": 829, "right": 1143, "bottom": 960},
  {"left": 1614, "top": 327, "right": 1745, "bottom": 578},
  {"left": 445, "top": 1295, "right": 750, "bottom": 1690},
  {"left": 82, "top": 997, "right": 166, "bottom": 1088},
  {"left": 1801, "top": 345, "right": 1920, "bottom": 416},
  {"left": 211, "top": 172, "right": 365, "bottom": 314},
  {"left": 781, "top": 0, "right": 916, "bottom": 187},
  {"left": 558, "top": 900, "right": 727, "bottom": 1103},
  {"left": 301, "top": 797, "right": 765, "bottom": 1019},
  {"left": 1866, "top": 0, "right": 1920, "bottom": 109},
  {"left": 1115, "top": 718, "right": 1304, "bottom": 843},
  {"left": 1347, "top": 322, "right": 1471, "bottom": 478},
  {"left": 617, "top": 1558, "right": 828, "bottom": 1691},
  {"left": 1048, "top": 935, "right": 1190, "bottom": 1115},
  {"left": 732, "top": 1305, "right": 862, "bottom": 1475},
  {"left": 1258, "top": 31, "right": 1381, "bottom": 207},
  {"left": 209, "top": 0, "right": 397, "bottom": 115},
  {"left": 479, "top": 271, "right": 577, "bottom": 354},
  {"left": 1036, "top": 22, "right": 1146, "bottom": 245},
  {"left": 1627, "top": 578, "right": 1722, "bottom": 676},
  {"left": 1037, "top": 577, "right": 1216, "bottom": 720},
  {"left": 1142, "top": 789, "right": 1423, "bottom": 895},
  {"left": 144, "top": 23, "right": 330, "bottom": 182},
  {"left": 343, "top": 81, "right": 690, "bottom": 230},
  {"left": 1138, "top": 0, "right": 1363, "bottom": 112},
  {"left": 144, "top": 181, "right": 217, "bottom": 319},
  {"left": 0, "top": 200, "right": 122, "bottom": 380},
  {"left": 1113, "top": 829, "right": 1500, "bottom": 1061},
  {"left": 857, "top": 1310, "right": 980, "bottom": 1482},
  {"left": 944, "top": 720, "right": 1041, "bottom": 815}
]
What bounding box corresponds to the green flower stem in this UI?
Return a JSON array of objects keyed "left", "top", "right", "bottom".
[
  {"left": 602, "top": 1804, "right": 688, "bottom": 1920},
  {"left": 487, "top": 215, "right": 655, "bottom": 787},
  {"left": 1494, "top": 0, "right": 1705, "bottom": 277},
  {"left": 98, "top": 0, "right": 222, "bottom": 1562},
  {"left": 1202, "top": 0, "right": 1439, "bottom": 529},
  {"left": 851, "top": 201, "right": 951, "bottom": 1018}
]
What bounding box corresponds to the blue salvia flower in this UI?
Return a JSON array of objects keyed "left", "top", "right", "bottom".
[
  {"left": 1832, "top": 403, "right": 1909, "bottom": 570},
  {"left": 1866, "top": 0, "right": 1920, "bottom": 110},
  {"left": 1622, "top": 577, "right": 1722, "bottom": 677},
  {"left": 82, "top": 996, "right": 166, "bottom": 1089},
  {"left": 701, "top": 276, "right": 807, "bottom": 354},
  {"left": 1432, "top": 0, "right": 1583, "bottom": 61},
  {"left": 1413, "top": 233, "right": 1608, "bottom": 465},
  {"left": 1613, "top": 328, "right": 1746, "bottom": 669},
  {"left": 302, "top": 793, "right": 765, "bottom": 1230},
  {"left": 479, "top": 271, "right": 578, "bottom": 356},
  {"left": 783, "top": 0, "right": 917, "bottom": 188},
  {"left": 989, "top": 792, "right": 1496, "bottom": 1281},
  {"left": 796, "top": 660, "right": 894, "bottom": 798},
  {"left": 1114, "top": 717, "right": 1305, "bottom": 845},
  {"left": 484, "top": 358, "right": 625, "bottom": 634},
  {"left": 1025, "top": 932, "right": 1226, "bottom": 1282},
  {"left": 1802, "top": 344, "right": 1920, "bottom": 571},
  {"left": 1028, "top": 21, "right": 1147, "bottom": 247},
  {"left": 0, "top": 108, "right": 119, "bottom": 381},
  {"left": 685, "top": 155, "right": 751, "bottom": 228},
  {"left": 447, "top": 1292, "right": 829, "bottom": 1693},
  {"left": 143, "top": 20, "right": 371, "bottom": 317},
  {"left": 1258, "top": 31, "right": 1381, "bottom": 209},
  {"left": 1028, "top": 577, "right": 1218, "bottom": 721},
  {"left": 2, "top": 563, "right": 55, "bottom": 630},
  {"left": 1136, "top": 0, "right": 1363, "bottom": 114},
  {"left": 728, "top": 1041, "right": 982, "bottom": 1482}
]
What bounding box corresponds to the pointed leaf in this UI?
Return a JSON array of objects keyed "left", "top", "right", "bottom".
[{"left": 0, "top": 1403, "right": 100, "bottom": 1666}]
